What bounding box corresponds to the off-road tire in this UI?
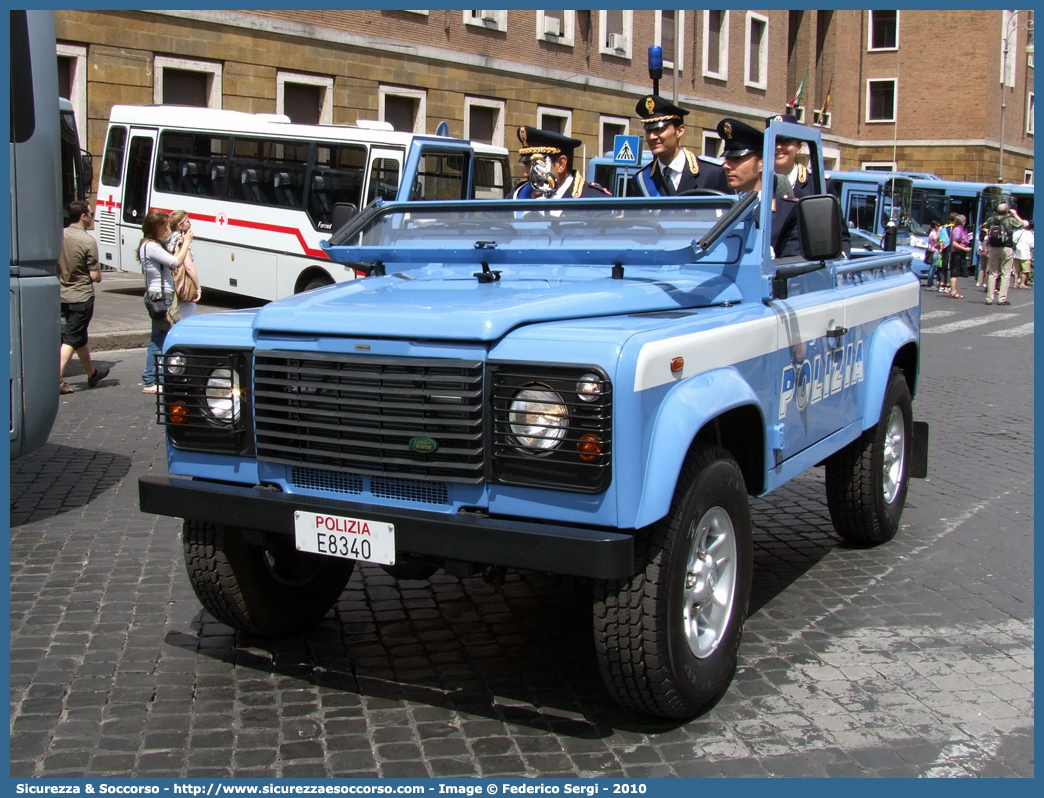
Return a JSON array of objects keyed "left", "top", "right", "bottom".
[
  {"left": 825, "top": 366, "right": 912, "bottom": 545},
  {"left": 593, "top": 444, "right": 753, "bottom": 718},
  {"left": 183, "top": 520, "right": 354, "bottom": 637}
]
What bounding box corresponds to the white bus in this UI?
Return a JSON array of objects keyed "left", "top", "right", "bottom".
[{"left": 96, "top": 105, "right": 511, "bottom": 300}]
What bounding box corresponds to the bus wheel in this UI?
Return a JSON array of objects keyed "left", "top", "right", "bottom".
[
  {"left": 299, "top": 274, "right": 334, "bottom": 293},
  {"left": 182, "top": 520, "right": 353, "bottom": 637}
]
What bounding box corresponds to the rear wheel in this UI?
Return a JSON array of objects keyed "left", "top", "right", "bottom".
[
  {"left": 183, "top": 521, "right": 354, "bottom": 636},
  {"left": 825, "top": 367, "right": 912, "bottom": 545},
  {"left": 299, "top": 274, "right": 334, "bottom": 293},
  {"left": 593, "top": 444, "right": 753, "bottom": 718}
]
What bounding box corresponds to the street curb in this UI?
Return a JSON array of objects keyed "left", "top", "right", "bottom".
[{"left": 91, "top": 331, "right": 151, "bottom": 352}]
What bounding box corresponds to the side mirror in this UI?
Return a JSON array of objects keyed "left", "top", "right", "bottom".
[
  {"left": 81, "top": 153, "right": 94, "bottom": 195},
  {"left": 330, "top": 202, "right": 358, "bottom": 234},
  {"left": 796, "top": 194, "right": 843, "bottom": 262}
]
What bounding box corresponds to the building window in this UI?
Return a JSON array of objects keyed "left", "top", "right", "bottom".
[
  {"left": 154, "top": 56, "right": 222, "bottom": 109},
  {"left": 464, "top": 10, "right": 506, "bottom": 32},
  {"left": 537, "top": 11, "right": 574, "bottom": 46},
  {"left": 655, "top": 11, "right": 685, "bottom": 71},
  {"left": 56, "top": 43, "right": 87, "bottom": 152},
  {"left": 744, "top": 12, "right": 769, "bottom": 90},
  {"left": 861, "top": 161, "right": 896, "bottom": 172},
  {"left": 599, "top": 10, "right": 634, "bottom": 59},
  {"left": 703, "top": 10, "right": 729, "bottom": 80},
  {"left": 1025, "top": 170, "right": 1034, "bottom": 184},
  {"left": 465, "top": 97, "right": 505, "bottom": 147},
  {"left": 379, "top": 85, "right": 427, "bottom": 134},
  {"left": 866, "top": 79, "right": 897, "bottom": 123},
  {"left": 1028, "top": 92, "right": 1035, "bottom": 135},
  {"left": 278, "top": 72, "right": 333, "bottom": 125},
  {"left": 599, "top": 115, "right": 629, "bottom": 157},
  {"left": 537, "top": 107, "right": 572, "bottom": 137},
  {"left": 868, "top": 11, "right": 899, "bottom": 51},
  {"left": 702, "top": 131, "right": 723, "bottom": 159}
]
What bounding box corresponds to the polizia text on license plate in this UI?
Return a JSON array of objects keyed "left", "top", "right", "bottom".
[{"left": 294, "top": 511, "right": 396, "bottom": 565}]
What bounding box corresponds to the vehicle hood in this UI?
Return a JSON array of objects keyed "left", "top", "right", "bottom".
[{"left": 252, "top": 265, "right": 742, "bottom": 341}]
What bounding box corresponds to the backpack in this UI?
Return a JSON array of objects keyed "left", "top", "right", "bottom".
[
  {"left": 937, "top": 225, "right": 951, "bottom": 249},
  {"left": 987, "top": 222, "right": 1006, "bottom": 247}
]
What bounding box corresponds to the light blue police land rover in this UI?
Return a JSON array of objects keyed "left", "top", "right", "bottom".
[{"left": 140, "top": 121, "right": 928, "bottom": 719}]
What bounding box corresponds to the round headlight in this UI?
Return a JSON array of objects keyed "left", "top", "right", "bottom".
[
  {"left": 166, "top": 354, "right": 187, "bottom": 376},
  {"left": 508, "top": 387, "right": 568, "bottom": 451},
  {"left": 205, "top": 367, "right": 241, "bottom": 423},
  {"left": 576, "top": 373, "right": 603, "bottom": 402}
]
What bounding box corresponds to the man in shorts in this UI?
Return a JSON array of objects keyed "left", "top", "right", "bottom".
[{"left": 58, "top": 200, "right": 109, "bottom": 393}]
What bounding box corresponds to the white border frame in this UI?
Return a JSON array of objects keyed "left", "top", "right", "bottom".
[
  {"left": 464, "top": 10, "right": 507, "bottom": 33},
  {"left": 598, "top": 10, "right": 634, "bottom": 59},
  {"left": 865, "top": 78, "right": 898, "bottom": 123},
  {"left": 1027, "top": 91, "right": 1035, "bottom": 136},
  {"left": 536, "top": 10, "right": 574, "bottom": 47},
  {"left": 153, "top": 55, "right": 222, "bottom": 109},
  {"left": 702, "top": 10, "right": 730, "bottom": 81},
  {"left": 744, "top": 12, "right": 769, "bottom": 90},
  {"left": 464, "top": 96, "right": 505, "bottom": 147},
  {"left": 278, "top": 71, "right": 334, "bottom": 125},
  {"left": 599, "top": 114, "right": 630, "bottom": 157},
  {"left": 867, "top": 10, "right": 900, "bottom": 52},
  {"left": 56, "top": 43, "right": 87, "bottom": 151},
  {"left": 537, "top": 106, "right": 573, "bottom": 138},
  {"left": 654, "top": 10, "right": 685, "bottom": 72},
  {"left": 378, "top": 84, "right": 427, "bottom": 134}
]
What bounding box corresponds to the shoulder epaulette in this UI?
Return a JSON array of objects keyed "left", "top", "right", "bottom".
[{"left": 683, "top": 148, "right": 700, "bottom": 176}]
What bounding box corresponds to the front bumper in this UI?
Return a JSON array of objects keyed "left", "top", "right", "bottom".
[{"left": 139, "top": 476, "right": 636, "bottom": 579}]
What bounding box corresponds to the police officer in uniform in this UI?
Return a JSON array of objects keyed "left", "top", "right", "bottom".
[
  {"left": 766, "top": 113, "right": 814, "bottom": 199},
  {"left": 511, "top": 126, "right": 611, "bottom": 199},
  {"left": 767, "top": 112, "right": 850, "bottom": 256},
  {"left": 716, "top": 117, "right": 801, "bottom": 259},
  {"left": 630, "top": 95, "right": 731, "bottom": 197}
]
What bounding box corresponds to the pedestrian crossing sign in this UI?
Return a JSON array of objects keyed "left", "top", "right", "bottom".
[{"left": 613, "top": 135, "right": 642, "bottom": 166}]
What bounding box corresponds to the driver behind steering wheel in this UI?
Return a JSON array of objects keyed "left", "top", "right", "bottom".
[{"left": 630, "top": 95, "right": 733, "bottom": 197}]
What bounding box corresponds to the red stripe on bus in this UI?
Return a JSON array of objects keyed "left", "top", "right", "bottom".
[{"left": 151, "top": 208, "right": 328, "bottom": 260}]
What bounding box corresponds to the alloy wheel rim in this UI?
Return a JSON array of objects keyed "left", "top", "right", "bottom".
[
  {"left": 881, "top": 405, "right": 906, "bottom": 504},
  {"left": 682, "top": 506, "right": 737, "bottom": 658}
]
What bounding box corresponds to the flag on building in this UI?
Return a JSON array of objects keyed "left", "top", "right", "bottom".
[
  {"left": 819, "top": 74, "right": 833, "bottom": 117},
  {"left": 788, "top": 67, "right": 808, "bottom": 109}
]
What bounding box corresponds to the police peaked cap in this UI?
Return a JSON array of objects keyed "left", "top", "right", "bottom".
[
  {"left": 517, "top": 126, "right": 583, "bottom": 157},
  {"left": 635, "top": 95, "right": 688, "bottom": 127},
  {"left": 766, "top": 112, "right": 800, "bottom": 127},
  {"left": 716, "top": 117, "right": 763, "bottom": 159}
]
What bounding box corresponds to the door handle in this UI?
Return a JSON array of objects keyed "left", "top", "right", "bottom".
[{"left": 826, "top": 326, "right": 848, "bottom": 338}]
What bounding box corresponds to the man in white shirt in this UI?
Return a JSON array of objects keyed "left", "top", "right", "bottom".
[{"left": 630, "top": 95, "right": 731, "bottom": 197}]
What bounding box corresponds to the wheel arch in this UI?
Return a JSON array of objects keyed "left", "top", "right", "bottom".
[
  {"left": 294, "top": 265, "right": 336, "bottom": 294},
  {"left": 632, "top": 368, "right": 765, "bottom": 529},
  {"left": 861, "top": 318, "right": 919, "bottom": 429}
]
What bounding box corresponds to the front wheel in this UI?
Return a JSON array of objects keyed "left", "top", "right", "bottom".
[
  {"left": 183, "top": 521, "right": 354, "bottom": 636},
  {"left": 593, "top": 444, "right": 753, "bottom": 718},
  {"left": 825, "top": 367, "right": 912, "bottom": 545}
]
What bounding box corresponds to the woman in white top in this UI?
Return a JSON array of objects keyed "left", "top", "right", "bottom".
[
  {"left": 167, "top": 209, "right": 201, "bottom": 316},
  {"left": 138, "top": 209, "right": 193, "bottom": 393},
  {"left": 1013, "top": 221, "right": 1034, "bottom": 288}
]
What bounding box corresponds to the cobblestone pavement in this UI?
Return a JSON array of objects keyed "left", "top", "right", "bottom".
[{"left": 10, "top": 287, "right": 1033, "bottom": 778}]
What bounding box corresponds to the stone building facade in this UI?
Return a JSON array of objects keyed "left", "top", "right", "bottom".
[{"left": 55, "top": 9, "right": 1034, "bottom": 188}]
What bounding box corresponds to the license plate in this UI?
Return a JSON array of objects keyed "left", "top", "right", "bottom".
[{"left": 294, "top": 510, "right": 395, "bottom": 565}]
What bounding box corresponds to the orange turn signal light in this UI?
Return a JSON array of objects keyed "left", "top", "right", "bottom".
[
  {"left": 169, "top": 402, "right": 189, "bottom": 424},
  {"left": 671, "top": 357, "right": 684, "bottom": 373},
  {"left": 578, "top": 433, "right": 603, "bottom": 463}
]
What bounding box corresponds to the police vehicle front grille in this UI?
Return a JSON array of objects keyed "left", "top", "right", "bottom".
[{"left": 253, "top": 352, "right": 485, "bottom": 483}]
